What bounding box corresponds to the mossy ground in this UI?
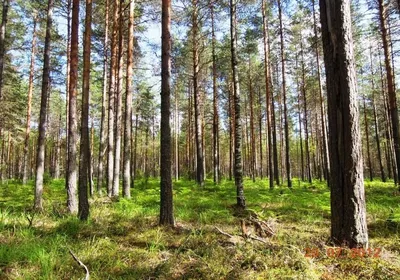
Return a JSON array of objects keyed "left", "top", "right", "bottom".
[{"left": 0, "top": 178, "right": 399, "bottom": 279}]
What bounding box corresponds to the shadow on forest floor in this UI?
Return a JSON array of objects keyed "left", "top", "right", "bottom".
[{"left": 0, "top": 178, "right": 399, "bottom": 279}]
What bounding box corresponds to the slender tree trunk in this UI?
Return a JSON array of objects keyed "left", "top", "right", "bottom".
[
  {"left": 271, "top": 87, "right": 279, "bottom": 185},
  {"left": 65, "top": 0, "right": 71, "bottom": 180},
  {"left": 300, "top": 39, "right": 312, "bottom": 184},
  {"left": 278, "top": 0, "right": 291, "bottom": 188},
  {"left": 258, "top": 87, "right": 263, "bottom": 179},
  {"left": 188, "top": 82, "right": 193, "bottom": 178},
  {"left": 97, "top": 0, "right": 109, "bottom": 194},
  {"left": 192, "top": 0, "right": 204, "bottom": 187},
  {"left": 363, "top": 95, "right": 373, "bottom": 181},
  {"left": 320, "top": 0, "right": 368, "bottom": 248},
  {"left": 133, "top": 109, "right": 139, "bottom": 185},
  {"left": 78, "top": 0, "right": 92, "bottom": 220},
  {"left": 174, "top": 88, "right": 179, "bottom": 180},
  {"left": 22, "top": 16, "right": 37, "bottom": 185},
  {"left": 0, "top": 135, "right": 4, "bottom": 182},
  {"left": 89, "top": 122, "right": 94, "bottom": 194},
  {"left": 152, "top": 116, "right": 157, "bottom": 177},
  {"left": 113, "top": 0, "right": 124, "bottom": 197},
  {"left": 107, "top": 0, "right": 120, "bottom": 196},
  {"left": 249, "top": 58, "right": 256, "bottom": 182},
  {"left": 379, "top": 48, "right": 394, "bottom": 180},
  {"left": 312, "top": 0, "right": 329, "bottom": 183},
  {"left": 262, "top": 0, "right": 274, "bottom": 188},
  {"left": 378, "top": 0, "right": 400, "bottom": 186},
  {"left": 54, "top": 113, "right": 61, "bottom": 179},
  {"left": 296, "top": 56, "right": 304, "bottom": 181},
  {"left": 112, "top": 0, "right": 123, "bottom": 197},
  {"left": 123, "top": 0, "right": 134, "bottom": 198},
  {"left": 211, "top": 1, "right": 219, "bottom": 184},
  {"left": 229, "top": 80, "right": 233, "bottom": 181},
  {"left": 66, "top": 0, "right": 79, "bottom": 214},
  {"left": 34, "top": 0, "right": 53, "bottom": 211},
  {"left": 159, "top": 0, "right": 174, "bottom": 226},
  {"left": 0, "top": 0, "right": 10, "bottom": 102},
  {"left": 231, "top": 0, "right": 245, "bottom": 208},
  {"left": 370, "top": 47, "right": 385, "bottom": 182}
]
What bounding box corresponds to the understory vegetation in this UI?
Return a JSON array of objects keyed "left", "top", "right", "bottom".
[{"left": 1, "top": 179, "right": 399, "bottom": 279}]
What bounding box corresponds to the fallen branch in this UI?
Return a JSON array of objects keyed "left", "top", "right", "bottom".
[
  {"left": 215, "top": 226, "right": 233, "bottom": 238},
  {"left": 69, "top": 249, "right": 89, "bottom": 280},
  {"left": 249, "top": 235, "right": 269, "bottom": 244}
]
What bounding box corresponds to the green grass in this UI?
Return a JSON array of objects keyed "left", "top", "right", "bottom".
[{"left": 0, "top": 178, "right": 399, "bottom": 279}]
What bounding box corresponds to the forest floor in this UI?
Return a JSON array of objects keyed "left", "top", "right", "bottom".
[{"left": 0, "top": 178, "right": 400, "bottom": 279}]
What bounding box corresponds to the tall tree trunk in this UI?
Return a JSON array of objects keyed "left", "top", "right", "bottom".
[
  {"left": 229, "top": 80, "right": 233, "bottom": 181},
  {"left": 300, "top": 38, "right": 312, "bottom": 184},
  {"left": 277, "top": 0, "right": 291, "bottom": 188},
  {"left": 296, "top": 55, "right": 304, "bottom": 181},
  {"left": 370, "top": 47, "right": 385, "bottom": 182},
  {"left": 113, "top": 0, "right": 124, "bottom": 197},
  {"left": 78, "top": 0, "right": 92, "bottom": 220},
  {"left": 262, "top": 0, "right": 274, "bottom": 188},
  {"left": 0, "top": 0, "right": 10, "bottom": 102},
  {"left": 231, "top": 0, "right": 245, "bottom": 208},
  {"left": 211, "top": 1, "right": 219, "bottom": 184},
  {"left": 192, "top": 0, "right": 204, "bottom": 187},
  {"left": 363, "top": 95, "right": 373, "bottom": 181},
  {"left": 65, "top": 0, "right": 71, "bottom": 178},
  {"left": 66, "top": 0, "right": 79, "bottom": 214},
  {"left": 378, "top": 0, "right": 400, "bottom": 186},
  {"left": 258, "top": 87, "right": 263, "bottom": 179},
  {"left": 123, "top": 0, "right": 134, "bottom": 198},
  {"left": 379, "top": 49, "right": 395, "bottom": 181},
  {"left": 320, "top": 0, "right": 368, "bottom": 248},
  {"left": 97, "top": 0, "right": 109, "bottom": 194},
  {"left": 174, "top": 88, "right": 179, "bottom": 180},
  {"left": 133, "top": 108, "right": 139, "bottom": 186},
  {"left": 188, "top": 82, "right": 193, "bottom": 178},
  {"left": 54, "top": 113, "right": 61, "bottom": 179},
  {"left": 159, "top": 0, "right": 174, "bottom": 226},
  {"left": 0, "top": 135, "right": 4, "bottom": 182},
  {"left": 107, "top": 0, "right": 120, "bottom": 196},
  {"left": 22, "top": 16, "right": 37, "bottom": 185},
  {"left": 249, "top": 58, "right": 256, "bottom": 182},
  {"left": 271, "top": 86, "right": 279, "bottom": 185},
  {"left": 89, "top": 122, "right": 94, "bottom": 194},
  {"left": 34, "top": 0, "right": 53, "bottom": 211},
  {"left": 312, "top": 0, "right": 329, "bottom": 183}
]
